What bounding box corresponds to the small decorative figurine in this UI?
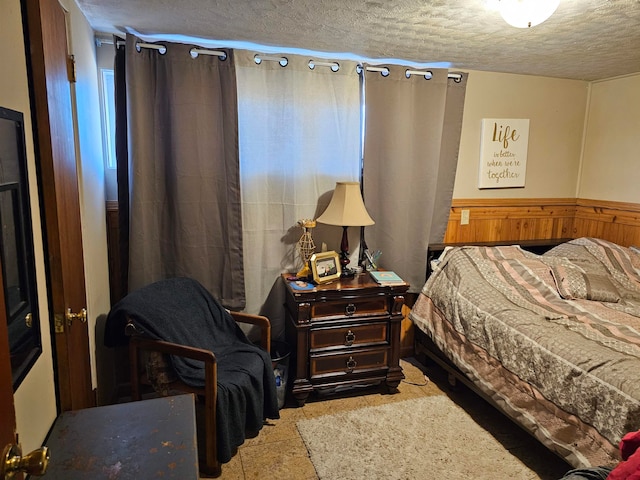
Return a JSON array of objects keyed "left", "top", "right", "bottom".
[{"left": 296, "top": 219, "right": 316, "bottom": 278}]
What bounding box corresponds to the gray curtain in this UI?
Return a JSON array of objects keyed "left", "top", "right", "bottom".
[
  {"left": 114, "top": 36, "right": 128, "bottom": 303},
  {"left": 363, "top": 67, "right": 468, "bottom": 291},
  {"left": 124, "top": 36, "right": 245, "bottom": 309},
  {"left": 429, "top": 74, "right": 468, "bottom": 243}
]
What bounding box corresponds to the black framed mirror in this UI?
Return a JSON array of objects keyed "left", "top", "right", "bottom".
[{"left": 0, "top": 106, "right": 41, "bottom": 389}]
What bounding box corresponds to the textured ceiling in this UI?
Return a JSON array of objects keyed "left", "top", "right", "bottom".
[{"left": 76, "top": 0, "right": 640, "bottom": 81}]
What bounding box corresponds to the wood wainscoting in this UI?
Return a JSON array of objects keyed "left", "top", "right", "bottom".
[
  {"left": 106, "top": 201, "right": 124, "bottom": 304},
  {"left": 443, "top": 197, "right": 640, "bottom": 247},
  {"left": 574, "top": 199, "right": 640, "bottom": 247},
  {"left": 444, "top": 198, "right": 576, "bottom": 244}
]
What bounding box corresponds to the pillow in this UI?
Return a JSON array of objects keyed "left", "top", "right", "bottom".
[{"left": 551, "top": 265, "right": 621, "bottom": 302}]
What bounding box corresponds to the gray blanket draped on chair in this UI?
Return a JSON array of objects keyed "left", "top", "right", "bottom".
[{"left": 105, "top": 277, "right": 279, "bottom": 463}]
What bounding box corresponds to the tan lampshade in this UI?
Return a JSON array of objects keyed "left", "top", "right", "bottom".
[{"left": 316, "top": 182, "right": 375, "bottom": 227}]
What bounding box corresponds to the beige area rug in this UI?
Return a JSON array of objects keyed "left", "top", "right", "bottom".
[{"left": 296, "top": 395, "right": 543, "bottom": 480}]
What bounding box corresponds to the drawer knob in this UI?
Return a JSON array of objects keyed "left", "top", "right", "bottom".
[
  {"left": 346, "top": 356, "right": 357, "bottom": 373},
  {"left": 345, "top": 330, "right": 356, "bottom": 346},
  {"left": 345, "top": 303, "right": 356, "bottom": 316}
]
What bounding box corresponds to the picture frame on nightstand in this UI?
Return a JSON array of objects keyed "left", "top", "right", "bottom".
[{"left": 309, "top": 251, "right": 341, "bottom": 284}]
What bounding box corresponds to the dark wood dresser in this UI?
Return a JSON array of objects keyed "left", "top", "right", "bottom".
[{"left": 283, "top": 272, "right": 409, "bottom": 405}]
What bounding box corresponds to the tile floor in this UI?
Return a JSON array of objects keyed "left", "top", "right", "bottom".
[{"left": 209, "top": 357, "right": 572, "bottom": 479}]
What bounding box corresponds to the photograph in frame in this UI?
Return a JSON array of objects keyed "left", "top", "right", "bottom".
[{"left": 310, "top": 251, "right": 341, "bottom": 284}]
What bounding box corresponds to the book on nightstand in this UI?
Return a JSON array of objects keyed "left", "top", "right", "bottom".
[{"left": 369, "top": 270, "right": 405, "bottom": 285}]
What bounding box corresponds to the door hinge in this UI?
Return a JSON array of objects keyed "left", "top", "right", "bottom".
[
  {"left": 54, "top": 313, "right": 65, "bottom": 333},
  {"left": 67, "top": 54, "right": 76, "bottom": 83}
]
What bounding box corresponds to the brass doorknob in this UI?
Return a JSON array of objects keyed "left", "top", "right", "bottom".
[
  {"left": 1, "top": 444, "right": 49, "bottom": 479},
  {"left": 65, "top": 307, "right": 87, "bottom": 326}
]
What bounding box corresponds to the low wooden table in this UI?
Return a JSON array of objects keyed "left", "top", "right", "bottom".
[{"left": 43, "top": 394, "right": 199, "bottom": 479}]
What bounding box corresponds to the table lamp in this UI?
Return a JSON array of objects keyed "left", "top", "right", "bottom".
[{"left": 316, "top": 181, "right": 375, "bottom": 275}]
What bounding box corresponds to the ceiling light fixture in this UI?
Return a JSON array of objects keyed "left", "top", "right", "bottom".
[{"left": 499, "top": 0, "right": 560, "bottom": 28}]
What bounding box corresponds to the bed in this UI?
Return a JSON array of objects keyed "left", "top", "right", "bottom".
[{"left": 410, "top": 237, "right": 640, "bottom": 468}]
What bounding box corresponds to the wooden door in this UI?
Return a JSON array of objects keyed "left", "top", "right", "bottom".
[{"left": 22, "top": 0, "right": 94, "bottom": 411}]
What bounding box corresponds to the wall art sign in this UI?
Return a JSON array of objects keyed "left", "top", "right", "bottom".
[{"left": 478, "top": 118, "right": 529, "bottom": 189}]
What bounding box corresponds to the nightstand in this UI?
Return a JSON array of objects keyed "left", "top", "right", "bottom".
[{"left": 283, "top": 272, "right": 409, "bottom": 405}]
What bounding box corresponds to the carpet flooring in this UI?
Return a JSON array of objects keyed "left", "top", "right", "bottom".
[
  {"left": 203, "top": 358, "right": 570, "bottom": 479},
  {"left": 297, "top": 395, "right": 557, "bottom": 480}
]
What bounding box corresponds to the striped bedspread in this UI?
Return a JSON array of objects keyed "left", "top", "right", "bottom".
[{"left": 410, "top": 237, "right": 640, "bottom": 468}]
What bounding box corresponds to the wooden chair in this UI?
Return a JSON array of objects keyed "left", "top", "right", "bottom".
[{"left": 127, "top": 311, "right": 271, "bottom": 477}]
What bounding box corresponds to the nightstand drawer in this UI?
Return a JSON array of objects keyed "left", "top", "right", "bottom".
[
  {"left": 310, "top": 348, "right": 388, "bottom": 379},
  {"left": 310, "top": 322, "right": 388, "bottom": 351},
  {"left": 311, "top": 296, "right": 388, "bottom": 320}
]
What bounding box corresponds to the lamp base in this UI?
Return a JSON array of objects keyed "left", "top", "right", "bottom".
[
  {"left": 340, "top": 267, "right": 356, "bottom": 278},
  {"left": 339, "top": 225, "right": 352, "bottom": 274}
]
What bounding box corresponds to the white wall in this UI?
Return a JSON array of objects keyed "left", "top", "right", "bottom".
[
  {"left": 578, "top": 74, "right": 640, "bottom": 203},
  {"left": 452, "top": 70, "right": 639, "bottom": 205},
  {"left": 1, "top": 0, "right": 57, "bottom": 454},
  {"left": 453, "top": 70, "right": 589, "bottom": 199}
]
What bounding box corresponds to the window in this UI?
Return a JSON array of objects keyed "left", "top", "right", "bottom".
[{"left": 99, "top": 68, "right": 116, "bottom": 169}]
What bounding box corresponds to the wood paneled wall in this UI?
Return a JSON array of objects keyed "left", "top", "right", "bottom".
[
  {"left": 444, "top": 198, "right": 576, "bottom": 244},
  {"left": 106, "top": 201, "right": 123, "bottom": 305},
  {"left": 443, "top": 197, "right": 640, "bottom": 247},
  {"left": 574, "top": 199, "right": 640, "bottom": 247}
]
